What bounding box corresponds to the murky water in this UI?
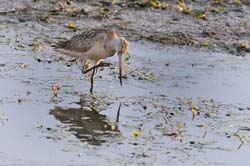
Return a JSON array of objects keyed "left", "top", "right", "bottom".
[{"left": 1, "top": 30, "right": 250, "bottom": 166}]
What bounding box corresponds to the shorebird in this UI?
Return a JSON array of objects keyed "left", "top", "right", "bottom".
[{"left": 53, "top": 28, "right": 129, "bottom": 94}]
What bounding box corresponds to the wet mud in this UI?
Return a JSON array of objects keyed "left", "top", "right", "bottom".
[{"left": 0, "top": 0, "right": 250, "bottom": 166}]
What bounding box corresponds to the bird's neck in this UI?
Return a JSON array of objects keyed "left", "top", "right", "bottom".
[{"left": 104, "top": 38, "right": 118, "bottom": 57}]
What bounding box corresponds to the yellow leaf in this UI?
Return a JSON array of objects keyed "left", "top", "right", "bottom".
[
  {"left": 68, "top": 23, "right": 76, "bottom": 29},
  {"left": 192, "top": 107, "right": 196, "bottom": 113},
  {"left": 151, "top": 0, "right": 160, "bottom": 8},
  {"left": 191, "top": 107, "right": 196, "bottom": 120},
  {"left": 134, "top": 130, "right": 139, "bottom": 137}
]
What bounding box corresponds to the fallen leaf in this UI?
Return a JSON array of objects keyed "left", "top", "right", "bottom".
[
  {"left": 134, "top": 129, "right": 139, "bottom": 137},
  {"left": 68, "top": 22, "right": 76, "bottom": 29}
]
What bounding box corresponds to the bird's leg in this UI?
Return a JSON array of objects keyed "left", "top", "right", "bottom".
[
  {"left": 82, "top": 61, "right": 111, "bottom": 74},
  {"left": 81, "top": 59, "right": 87, "bottom": 74},
  {"left": 90, "top": 68, "right": 96, "bottom": 94}
]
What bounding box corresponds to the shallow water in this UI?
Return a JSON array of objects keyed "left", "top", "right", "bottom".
[{"left": 1, "top": 36, "right": 250, "bottom": 166}]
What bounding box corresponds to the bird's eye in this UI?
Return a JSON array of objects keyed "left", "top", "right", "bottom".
[
  {"left": 120, "top": 42, "right": 124, "bottom": 52},
  {"left": 122, "top": 41, "right": 125, "bottom": 52}
]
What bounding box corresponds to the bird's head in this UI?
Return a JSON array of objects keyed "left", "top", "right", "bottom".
[
  {"left": 116, "top": 37, "right": 129, "bottom": 86},
  {"left": 117, "top": 37, "right": 129, "bottom": 54}
]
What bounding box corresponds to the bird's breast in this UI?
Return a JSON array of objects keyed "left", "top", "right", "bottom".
[{"left": 85, "top": 41, "right": 116, "bottom": 61}]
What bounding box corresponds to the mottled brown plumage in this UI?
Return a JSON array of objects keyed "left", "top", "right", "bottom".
[
  {"left": 56, "top": 29, "right": 114, "bottom": 52},
  {"left": 53, "top": 28, "right": 129, "bottom": 93},
  {"left": 54, "top": 28, "right": 128, "bottom": 62}
]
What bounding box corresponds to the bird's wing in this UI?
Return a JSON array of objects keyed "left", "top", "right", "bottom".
[{"left": 56, "top": 29, "right": 116, "bottom": 53}]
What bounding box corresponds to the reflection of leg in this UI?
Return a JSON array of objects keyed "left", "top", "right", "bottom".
[
  {"left": 90, "top": 68, "right": 95, "bottom": 94},
  {"left": 83, "top": 61, "right": 111, "bottom": 74},
  {"left": 116, "top": 103, "right": 122, "bottom": 122}
]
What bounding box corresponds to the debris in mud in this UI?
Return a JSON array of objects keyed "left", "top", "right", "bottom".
[
  {"left": 234, "top": 132, "right": 245, "bottom": 149},
  {"left": 111, "top": 124, "right": 116, "bottom": 131},
  {"left": 17, "top": 98, "right": 22, "bottom": 103},
  {"left": 32, "top": 39, "right": 43, "bottom": 52},
  {"left": 47, "top": 127, "right": 52, "bottom": 131},
  {"left": 0, "top": 112, "right": 8, "bottom": 126},
  {"left": 131, "top": 70, "right": 158, "bottom": 82},
  {"left": 233, "top": 43, "right": 250, "bottom": 56},
  {"left": 38, "top": 125, "right": 69, "bottom": 143},
  {"left": 17, "top": 98, "right": 32, "bottom": 104},
  {"left": 36, "top": 58, "right": 42, "bottom": 63},
  {"left": 127, "top": 0, "right": 170, "bottom": 9},
  {"left": 189, "top": 141, "right": 195, "bottom": 144},
  {"left": 193, "top": 9, "right": 207, "bottom": 20},
  {"left": 51, "top": 83, "right": 62, "bottom": 100},
  {"left": 239, "top": 127, "right": 250, "bottom": 131},
  {"left": 177, "top": 122, "right": 183, "bottom": 130},
  {"left": 49, "top": 1, "right": 82, "bottom": 16},
  {"left": 37, "top": 124, "right": 43, "bottom": 129},
  {"left": 124, "top": 53, "right": 131, "bottom": 62},
  {"left": 19, "top": 63, "right": 28, "bottom": 69},
  {"left": 22, "top": 80, "right": 32, "bottom": 85},
  {"left": 37, "top": 15, "right": 55, "bottom": 24},
  {"left": 164, "top": 132, "right": 182, "bottom": 142},
  {"left": 177, "top": 0, "right": 192, "bottom": 15}
]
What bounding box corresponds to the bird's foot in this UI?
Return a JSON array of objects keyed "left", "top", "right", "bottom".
[{"left": 82, "top": 62, "right": 111, "bottom": 74}]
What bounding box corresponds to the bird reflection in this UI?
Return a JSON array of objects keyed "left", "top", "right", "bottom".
[{"left": 49, "top": 97, "right": 120, "bottom": 146}]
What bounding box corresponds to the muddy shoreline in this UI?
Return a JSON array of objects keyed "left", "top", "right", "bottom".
[{"left": 0, "top": 0, "right": 249, "bottom": 56}]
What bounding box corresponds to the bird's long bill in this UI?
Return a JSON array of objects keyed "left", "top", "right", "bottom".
[{"left": 119, "top": 53, "right": 123, "bottom": 86}]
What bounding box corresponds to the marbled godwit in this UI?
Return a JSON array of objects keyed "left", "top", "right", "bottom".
[{"left": 54, "top": 28, "right": 129, "bottom": 94}]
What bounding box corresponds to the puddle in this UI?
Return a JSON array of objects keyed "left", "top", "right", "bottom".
[{"left": 1, "top": 31, "right": 250, "bottom": 165}]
